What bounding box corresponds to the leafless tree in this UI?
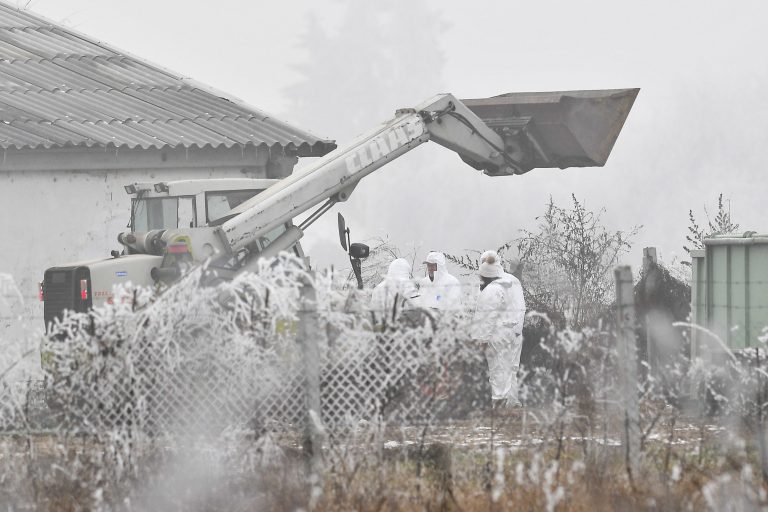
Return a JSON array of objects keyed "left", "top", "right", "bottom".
[{"left": 517, "top": 195, "right": 640, "bottom": 328}]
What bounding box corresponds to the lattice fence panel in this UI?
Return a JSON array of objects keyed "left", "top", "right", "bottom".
[{"left": 32, "top": 317, "right": 483, "bottom": 435}]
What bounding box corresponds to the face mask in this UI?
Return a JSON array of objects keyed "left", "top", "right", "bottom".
[{"left": 480, "top": 277, "right": 496, "bottom": 291}]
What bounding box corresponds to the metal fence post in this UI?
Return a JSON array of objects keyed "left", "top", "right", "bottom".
[
  {"left": 298, "top": 273, "right": 324, "bottom": 506},
  {"left": 614, "top": 265, "right": 640, "bottom": 482}
]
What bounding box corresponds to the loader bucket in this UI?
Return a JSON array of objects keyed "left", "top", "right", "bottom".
[{"left": 461, "top": 88, "right": 638, "bottom": 173}]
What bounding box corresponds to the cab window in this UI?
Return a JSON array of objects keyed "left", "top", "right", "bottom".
[
  {"left": 206, "top": 190, "right": 260, "bottom": 224},
  {"left": 178, "top": 197, "right": 195, "bottom": 228},
  {"left": 131, "top": 197, "right": 195, "bottom": 231}
]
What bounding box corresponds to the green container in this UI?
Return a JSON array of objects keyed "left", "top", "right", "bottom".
[{"left": 691, "top": 232, "right": 768, "bottom": 355}]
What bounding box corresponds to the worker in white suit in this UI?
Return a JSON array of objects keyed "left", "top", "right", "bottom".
[
  {"left": 370, "top": 258, "right": 419, "bottom": 326},
  {"left": 471, "top": 250, "right": 526, "bottom": 408},
  {"left": 417, "top": 251, "right": 462, "bottom": 312}
]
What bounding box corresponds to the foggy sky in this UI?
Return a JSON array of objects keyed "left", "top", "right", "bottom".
[{"left": 28, "top": 0, "right": 768, "bottom": 273}]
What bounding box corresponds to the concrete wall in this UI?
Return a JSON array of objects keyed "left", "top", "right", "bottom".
[{"left": 0, "top": 144, "right": 298, "bottom": 337}]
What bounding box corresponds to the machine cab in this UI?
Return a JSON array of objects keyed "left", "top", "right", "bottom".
[
  {"left": 125, "top": 179, "right": 306, "bottom": 258},
  {"left": 127, "top": 178, "right": 277, "bottom": 230}
]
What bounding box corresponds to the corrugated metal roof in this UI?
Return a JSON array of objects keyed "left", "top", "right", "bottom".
[{"left": 0, "top": 3, "right": 336, "bottom": 155}]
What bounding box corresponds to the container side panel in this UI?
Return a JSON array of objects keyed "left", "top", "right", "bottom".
[
  {"left": 748, "top": 246, "right": 768, "bottom": 345},
  {"left": 709, "top": 246, "right": 729, "bottom": 347},
  {"left": 730, "top": 246, "right": 747, "bottom": 349}
]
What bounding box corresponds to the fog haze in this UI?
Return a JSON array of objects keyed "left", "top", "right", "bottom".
[{"left": 28, "top": 0, "right": 768, "bottom": 271}]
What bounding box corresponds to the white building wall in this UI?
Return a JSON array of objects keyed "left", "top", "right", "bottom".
[{"left": 0, "top": 165, "right": 267, "bottom": 338}]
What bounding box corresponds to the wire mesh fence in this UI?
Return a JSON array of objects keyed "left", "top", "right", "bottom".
[
  {"left": 3, "top": 258, "right": 768, "bottom": 510},
  {"left": 33, "top": 315, "right": 494, "bottom": 437},
  {"left": 0, "top": 258, "right": 762, "bottom": 438},
  {"left": 0, "top": 261, "right": 497, "bottom": 438}
]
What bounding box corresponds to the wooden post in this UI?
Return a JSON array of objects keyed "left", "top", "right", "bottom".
[
  {"left": 642, "top": 247, "right": 658, "bottom": 375},
  {"left": 642, "top": 247, "right": 658, "bottom": 269},
  {"left": 299, "top": 273, "right": 324, "bottom": 507},
  {"left": 615, "top": 265, "right": 641, "bottom": 483}
]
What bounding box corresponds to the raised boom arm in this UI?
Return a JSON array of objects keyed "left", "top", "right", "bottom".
[
  {"left": 220, "top": 93, "right": 521, "bottom": 254},
  {"left": 160, "top": 89, "right": 638, "bottom": 269}
]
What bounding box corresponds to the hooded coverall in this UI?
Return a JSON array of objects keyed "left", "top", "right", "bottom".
[
  {"left": 370, "top": 258, "right": 418, "bottom": 325},
  {"left": 471, "top": 271, "right": 526, "bottom": 403},
  {"left": 417, "top": 252, "right": 462, "bottom": 311}
]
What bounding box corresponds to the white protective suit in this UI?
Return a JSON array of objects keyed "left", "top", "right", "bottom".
[
  {"left": 417, "top": 252, "right": 462, "bottom": 311},
  {"left": 370, "top": 258, "right": 418, "bottom": 324},
  {"left": 471, "top": 260, "right": 526, "bottom": 404}
]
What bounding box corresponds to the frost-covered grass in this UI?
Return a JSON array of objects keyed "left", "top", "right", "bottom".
[
  {"left": 0, "top": 414, "right": 764, "bottom": 511},
  {"left": 311, "top": 432, "right": 764, "bottom": 511}
]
